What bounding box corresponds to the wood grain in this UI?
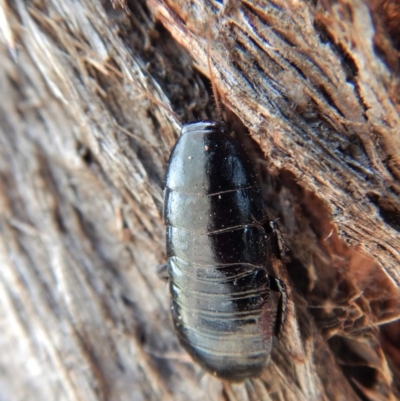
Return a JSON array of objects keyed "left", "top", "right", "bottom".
[{"left": 0, "top": 0, "right": 399, "bottom": 400}]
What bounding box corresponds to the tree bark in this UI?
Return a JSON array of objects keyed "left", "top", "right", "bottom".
[{"left": 0, "top": 0, "right": 399, "bottom": 400}]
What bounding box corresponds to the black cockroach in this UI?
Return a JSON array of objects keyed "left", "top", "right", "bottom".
[{"left": 162, "top": 120, "right": 287, "bottom": 382}]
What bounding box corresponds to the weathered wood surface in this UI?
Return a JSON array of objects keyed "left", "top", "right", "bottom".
[{"left": 0, "top": 0, "right": 399, "bottom": 400}]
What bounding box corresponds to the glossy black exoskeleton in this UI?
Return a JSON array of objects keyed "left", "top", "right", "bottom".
[{"left": 163, "top": 121, "right": 287, "bottom": 382}]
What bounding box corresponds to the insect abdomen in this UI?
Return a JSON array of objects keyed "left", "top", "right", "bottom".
[{"left": 164, "top": 121, "right": 273, "bottom": 381}]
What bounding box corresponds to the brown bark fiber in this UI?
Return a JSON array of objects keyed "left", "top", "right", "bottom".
[{"left": 0, "top": 0, "right": 399, "bottom": 400}]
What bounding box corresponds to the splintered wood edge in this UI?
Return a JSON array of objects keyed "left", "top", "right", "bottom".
[{"left": 147, "top": 0, "right": 400, "bottom": 289}]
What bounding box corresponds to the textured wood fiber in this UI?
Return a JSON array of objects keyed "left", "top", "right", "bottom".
[{"left": 0, "top": 0, "right": 399, "bottom": 400}]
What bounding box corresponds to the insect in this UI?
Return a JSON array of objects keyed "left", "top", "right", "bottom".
[{"left": 162, "top": 120, "right": 288, "bottom": 382}]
